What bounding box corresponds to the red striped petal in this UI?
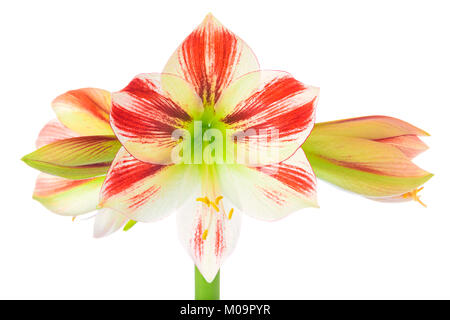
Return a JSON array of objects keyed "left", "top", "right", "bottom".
[
  {"left": 33, "top": 173, "right": 105, "bottom": 216},
  {"left": 177, "top": 194, "right": 241, "bottom": 283},
  {"left": 111, "top": 74, "right": 201, "bottom": 164},
  {"left": 216, "top": 71, "right": 318, "bottom": 165},
  {"left": 52, "top": 88, "right": 113, "bottom": 135},
  {"left": 217, "top": 148, "right": 318, "bottom": 221},
  {"left": 99, "top": 148, "right": 199, "bottom": 222},
  {"left": 36, "top": 119, "right": 78, "bottom": 148},
  {"left": 163, "top": 14, "right": 259, "bottom": 105}
]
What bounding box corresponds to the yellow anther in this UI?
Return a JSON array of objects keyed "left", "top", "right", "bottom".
[
  {"left": 72, "top": 217, "right": 76, "bottom": 222},
  {"left": 228, "top": 208, "right": 234, "bottom": 220},
  {"left": 196, "top": 197, "right": 211, "bottom": 206},
  {"left": 215, "top": 196, "right": 223, "bottom": 205},
  {"left": 401, "top": 187, "right": 427, "bottom": 207},
  {"left": 202, "top": 229, "right": 209, "bottom": 240},
  {"left": 211, "top": 202, "right": 220, "bottom": 212}
]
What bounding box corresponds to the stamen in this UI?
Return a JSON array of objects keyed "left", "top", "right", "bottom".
[
  {"left": 215, "top": 196, "right": 223, "bottom": 205},
  {"left": 197, "top": 194, "right": 234, "bottom": 241},
  {"left": 72, "top": 217, "right": 76, "bottom": 222},
  {"left": 228, "top": 208, "right": 234, "bottom": 220},
  {"left": 211, "top": 202, "right": 220, "bottom": 212},
  {"left": 401, "top": 187, "right": 427, "bottom": 207},
  {"left": 196, "top": 197, "right": 210, "bottom": 206}
]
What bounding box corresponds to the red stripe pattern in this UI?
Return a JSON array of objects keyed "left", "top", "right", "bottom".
[
  {"left": 223, "top": 74, "right": 316, "bottom": 141},
  {"left": 177, "top": 193, "right": 241, "bottom": 282},
  {"left": 100, "top": 147, "right": 201, "bottom": 222},
  {"left": 192, "top": 215, "right": 204, "bottom": 260},
  {"left": 111, "top": 74, "right": 193, "bottom": 163},
  {"left": 217, "top": 71, "right": 318, "bottom": 164},
  {"left": 217, "top": 148, "right": 317, "bottom": 221},
  {"left": 164, "top": 14, "right": 259, "bottom": 105},
  {"left": 52, "top": 88, "right": 111, "bottom": 122},
  {"left": 256, "top": 162, "right": 316, "bottom": 198},
  {"left": 100, "top": 150, "right": 165, "bottom": 207},
  {"left": 113, "top": 74, "right": 191, "bottom": 138},
  {"left": 34, "top": 175, "right": 95, "bottom": 198}
]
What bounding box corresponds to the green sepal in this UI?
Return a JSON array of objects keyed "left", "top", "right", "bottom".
[{"left": 22, "top": 135, "right": 120, "bottom": 179}]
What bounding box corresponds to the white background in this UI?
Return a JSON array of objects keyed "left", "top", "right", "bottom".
[{"left": 1, "top": 0, "right": 449, "bottom": 299}]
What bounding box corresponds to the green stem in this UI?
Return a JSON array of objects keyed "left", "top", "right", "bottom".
[{"left": 195, "top": 266, "right": 220, "bottom": 300}]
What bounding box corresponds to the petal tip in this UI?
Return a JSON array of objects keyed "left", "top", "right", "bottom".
[
  {"left": 311, "top": 85, "right": 320, "bottom": 94},
  {"left": 424, "top": 172, "right": 434, "bottom": 181},
  {"left": 93, "top": 224, "right": 113, "bottom": 238},
  {"left": 92, "top": 231, "right": 104, "bottom": 239},
  {"left": 198, "top": 266, "right": 219, "bottom": 284},
  {"left": 93, "top": 228, "right": 109, "bottom": 239},
  {"left": 21, "top": 155, "right": 36, "bottom": 169},
  {"left": 202, "top": 12, "right": 219, "bottom": 25}
]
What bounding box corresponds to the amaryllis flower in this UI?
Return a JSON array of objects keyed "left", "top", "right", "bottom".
[
  {"left": 21, "top": 14, "right": 433, "bottom": 300},
  {"left": 22, "top": 88, "right": 132, "bottom": 237},
  {"left": 302, "top": 116, "right": 432, "bottom": 205},
  {"left": 98, "top": 14, "right": 319, "bottom": 282}
]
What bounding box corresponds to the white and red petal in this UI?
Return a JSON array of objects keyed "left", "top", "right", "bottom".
[
  {"left": 177, "top": 193, "right": 241, "bottom": 283},
  {"left": 163, "top": 14, "right": 259, "bottom": 105},
  {"left": 93, "top": 209, "right": 129, "bottom": 238},
  {"left": 217, "top": 148, "right": 318, "bottom": 221},
  {"left": 111, "top": 74, "right": 202, "bottom": 164},
  {"left": 99, "top": 148, "right": 199, "bottom": 222},
  {"left": 215, "top": 70, "right": 318, "bottom": 165},
  {"left": 52, "top": 88, "right": 113, "bottom": 136},
  {"left": 36, "top": 119, "right": 78, "bottom": 148},
  {"left": 33, "top": 173, "right": 105, "bottom": 216}
]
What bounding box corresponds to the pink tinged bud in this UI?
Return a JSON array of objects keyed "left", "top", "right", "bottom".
[
  {"left": 311, "top": 115, "right": 429, "bottom": 139},
  {"left": 375, "top": 135, "right": 428, "bottom": 159},
  {"left": 303, "top": 116, "right": 433, "bottom": 202}
]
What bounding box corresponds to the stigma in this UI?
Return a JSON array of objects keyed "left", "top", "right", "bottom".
[{"left": 401, "top": 187, "right": 427, "bottom": 207}]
